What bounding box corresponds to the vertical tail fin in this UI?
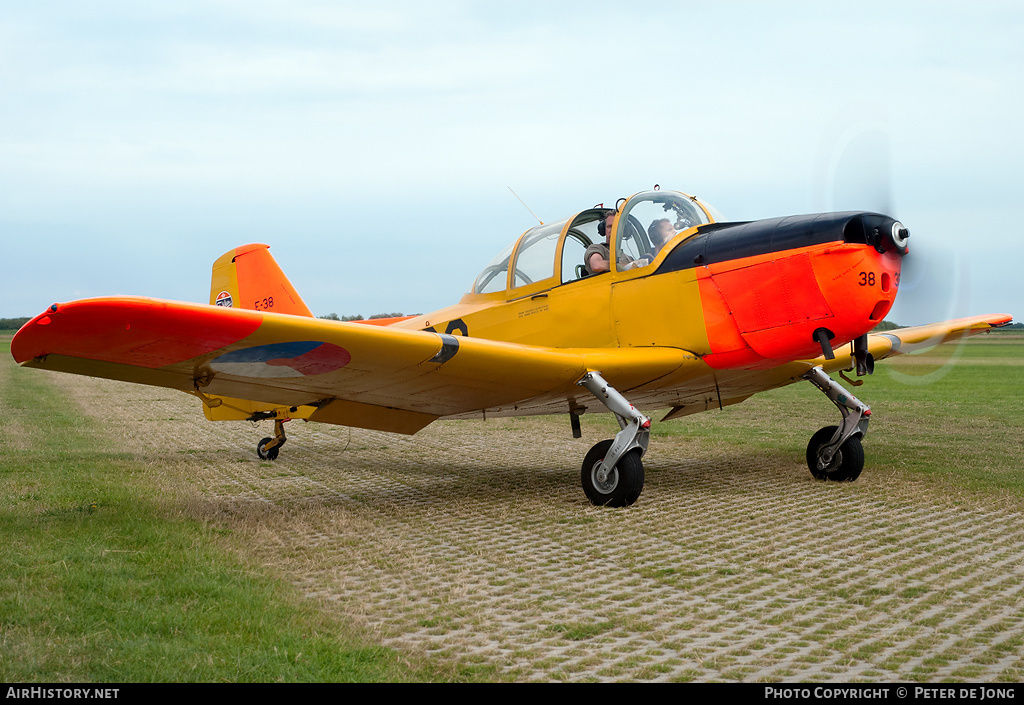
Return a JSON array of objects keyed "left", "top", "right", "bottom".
[{"left": 210, "top": 243, "right": 314, "bottom": 317}]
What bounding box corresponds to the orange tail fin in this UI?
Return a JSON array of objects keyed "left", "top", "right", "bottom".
[{"left": 209, "top": 243, "right": 313, "bottom": 317}]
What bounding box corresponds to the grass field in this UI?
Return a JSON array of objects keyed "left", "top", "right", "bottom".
[
  {"left": 0, "top": 337, "right": 488, "bottom": 682},
  {"left": 2, "top": 333, "right": 1023, "bottom": 682}
]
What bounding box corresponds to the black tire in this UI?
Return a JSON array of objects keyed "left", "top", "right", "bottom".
[
  {"left": 806, "top": 426, "right": 864, "bottom": 482},
  {"left": 581, "top": 439, "right": 645, "bottom": 507},
  {"left": 257, "top": 437, "right": 280, "bottom": 461}
]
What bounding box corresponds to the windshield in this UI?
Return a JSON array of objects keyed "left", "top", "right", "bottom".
[
  {"left": 510, "top": 218, "right": 568, "bottom": 289},
  {"left": 472, "top": 241, "right": 516, "bottom": 294},
  {"left": 471, "top": 190, "right": 717, "bottom": 293},
  {"left": 615, "top": 190, "right": 711, "bottom": 271}
]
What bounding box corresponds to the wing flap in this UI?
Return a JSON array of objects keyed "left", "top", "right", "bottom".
[{"left": 309, "top": 399, "right": 437, "bottom": 435}]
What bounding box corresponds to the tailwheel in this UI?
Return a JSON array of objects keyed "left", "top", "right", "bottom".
[
  {"left": 256, "top": 437, "right": 280, "bottom": 460},
  {"left": 256, "top": 419, "right": 287, "bottom": 461},
  {"left": 807, "top": 425, "right": 864, "bottom": 482},
  {"left": 581, "top": 439, "right": 645, "bottom": 507}
]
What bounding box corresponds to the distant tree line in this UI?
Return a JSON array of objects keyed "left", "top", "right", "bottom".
[
  {"left": 874, "top": 320, "right": 1021, "bottom": 331},
  {"left": 872, "top": 321, "right": 1024, "bottom": 332},
  {"left": 318, "top": 313, "right": 411, "bottom": 321},
  {"left": 4, "top": 314, "right": 1017, "bottom": 333},
  {"left": 0, "top": 317, "right": 30, "bottom": 331},
  {"left": 5, "top": 313, "right": 422, "bottom": 329}
]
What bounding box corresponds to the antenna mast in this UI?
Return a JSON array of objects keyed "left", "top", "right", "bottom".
[{"left": 507, "top": 187, "right": 543, "bottom": 225}]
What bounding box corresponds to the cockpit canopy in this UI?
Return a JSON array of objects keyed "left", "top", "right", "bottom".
[{"left": 471, "top": 190, "right": 719, "bottom": 297}]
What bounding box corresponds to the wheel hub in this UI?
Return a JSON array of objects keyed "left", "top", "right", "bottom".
[
  {"left": 592, "top": 461, "right": 619, "bottom": 494},
  {"left": 818, "top": 448, "right": 843, "bottom": 474}
]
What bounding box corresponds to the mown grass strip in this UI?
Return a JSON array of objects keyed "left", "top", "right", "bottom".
[{"left": 0, "top": 341, "right": 487, "bottom": 682}]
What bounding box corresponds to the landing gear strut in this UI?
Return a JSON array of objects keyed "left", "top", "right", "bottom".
[
  {"left": 256, "top": 419, "right": 288, "bottom": 460},
  {"left": 803, "top": 366, "right": 870, "bottom": 481},
  {"left": 577, "top": 371, "right": 650, "bottom": 506}
]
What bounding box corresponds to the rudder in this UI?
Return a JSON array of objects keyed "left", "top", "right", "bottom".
[{"left": 210, "top": 243, "right": 313, "bottom": 317}]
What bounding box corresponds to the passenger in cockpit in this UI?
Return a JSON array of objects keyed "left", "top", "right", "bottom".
[
  {"left": 621, "top": 219, "right": 672, "bottom": 270},
  {"left": 648, "top": 218, "right": 675, "bottom": 256}
]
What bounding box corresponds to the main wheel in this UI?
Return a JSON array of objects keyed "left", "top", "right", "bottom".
[
  {"left": 257, "top": 437, "right": 280, "bottom": 461},
  {"left": 581, "top": 439, "right": 645, "bottom": 507},
  {"left": 806, "top": 426, "right": 864, "bottom": 481}
]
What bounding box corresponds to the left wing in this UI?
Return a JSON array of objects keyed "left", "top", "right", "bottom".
[
  {"left": 642, "top": 313, "right": 1014, "bottom": 420},
  {"left": 11, "top": 296, "right": 707, "bottom": 434},
  {"left": 816, "top": 313, "right": 1014, "bottom": 374}
]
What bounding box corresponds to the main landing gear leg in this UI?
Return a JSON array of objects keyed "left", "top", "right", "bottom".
[
  {"left": 257, "top": 419, "right": 288, "bottom": 461},
  {"left": 577, "top": 371, "right": 651, "bottom": 507},
  {"left": 803, "top": 366, "right": 871, "bottom": 482}
]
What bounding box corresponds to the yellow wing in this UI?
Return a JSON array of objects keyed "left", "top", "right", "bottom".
[
  {"left": 816, "top": 314, "right": 1013, "bottom": 374},
  {"left": 653, "top": 313, "right": 1013, "bottom": 420},
  {"left": 11, "top": 296, "right": 705, "bottom": 434}
]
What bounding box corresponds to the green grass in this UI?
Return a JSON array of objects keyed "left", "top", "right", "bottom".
[
  {"left": 547, "top": 621, "right": 617, "bottom": 641},
  {"left": 0, "top": 338, "right": 488, "bottom": 682}
]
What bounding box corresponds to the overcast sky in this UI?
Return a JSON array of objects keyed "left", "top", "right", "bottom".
[{"left": 1, "top": 1, "right": 1021, "bottom": 325}]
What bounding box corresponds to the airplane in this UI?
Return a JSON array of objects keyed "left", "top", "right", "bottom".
[{"left": 10, "top": 187, "right": 1013, "bottom": 506}]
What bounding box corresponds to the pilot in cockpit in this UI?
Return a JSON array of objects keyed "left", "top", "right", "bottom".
[
  {"left": 585, "top": 212, "right": 643, "bottom": 274},
  {"left": 584, "top": 212, "right": 616, "bottom": 274}
]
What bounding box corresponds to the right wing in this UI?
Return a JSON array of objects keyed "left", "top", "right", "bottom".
[{"left": 11, "top": 296, "right": 706, "bottom": 434}]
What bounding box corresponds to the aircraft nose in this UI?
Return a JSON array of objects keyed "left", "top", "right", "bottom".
[
  {"left": 890, "top": 222, "right": 910, "bottom": 255},
  {"left": 841, "top": 213, "right": 909, "bottom": 257}
]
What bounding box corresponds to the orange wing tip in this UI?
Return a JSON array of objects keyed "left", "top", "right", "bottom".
[
  {"left": 948, "top": 313, "right": 1013, "bottom": 333},
  {"left": 352, "top": 316, "right": 418, "bottom": 327},
  {"left": 11, "top": 297, "right": 263, "bottom": 367}
]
